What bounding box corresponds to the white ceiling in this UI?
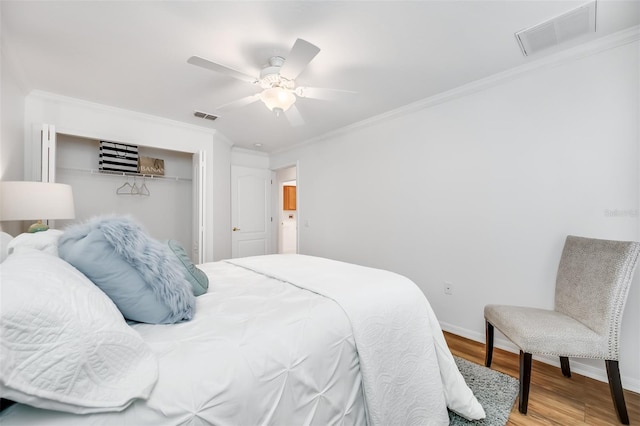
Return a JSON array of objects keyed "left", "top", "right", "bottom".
[{"left": 2, "top": 1, "right": 639, "bottom": 153}]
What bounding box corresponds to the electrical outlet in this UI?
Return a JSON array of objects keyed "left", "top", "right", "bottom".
[{"left": 444, "top": 282, "right": 453, "bottom": 295}]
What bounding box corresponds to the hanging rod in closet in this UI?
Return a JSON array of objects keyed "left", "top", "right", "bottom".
[{"left": 58, "top": 167, "right": 192, "bottom": 182}]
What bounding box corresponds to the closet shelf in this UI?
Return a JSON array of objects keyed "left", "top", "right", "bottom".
[{"left": 58, "top": 167, "right": 192, "bottom": 182}]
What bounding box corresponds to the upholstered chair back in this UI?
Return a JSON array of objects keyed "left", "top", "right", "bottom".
[{"left": 554, "top": 236, "right": 640, "bottom": 360}]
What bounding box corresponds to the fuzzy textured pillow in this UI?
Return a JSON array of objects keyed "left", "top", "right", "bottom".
[{"left": 58, "top": 216, "right": 195, "bottom": 324}]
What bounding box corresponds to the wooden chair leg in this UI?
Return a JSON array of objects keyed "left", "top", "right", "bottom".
[
  {"left": 519, "top": 351, "right": 532, "bottom": 415},
  {"left": 560, "top": 356, "right": 571, "bottom": 378},
  {"left": 605, "top": 360, "right": 629, "bottom": 425},
  {"left": 485, "top": 321, "right": 494, "bottom": 368}
]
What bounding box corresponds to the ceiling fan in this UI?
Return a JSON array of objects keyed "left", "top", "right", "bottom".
[{"left": 188, "top": 39, "right": 355, "bottom": 126}]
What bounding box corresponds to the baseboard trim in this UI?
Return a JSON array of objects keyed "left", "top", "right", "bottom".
[{"left": 440, "top": 321, "right": 640, "bottom": 393}]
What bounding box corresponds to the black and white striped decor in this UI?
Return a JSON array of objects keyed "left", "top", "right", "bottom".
[{"left": 99, "top": 141, "right": 139, "bottom": 173}]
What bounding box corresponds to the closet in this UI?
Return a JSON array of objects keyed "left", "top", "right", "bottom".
[
  {"left": 25, "top": 92, "right": 224, "bottom": 263},
  {"left": 54, "top": 134, "right": 195, "bottom": 255}
]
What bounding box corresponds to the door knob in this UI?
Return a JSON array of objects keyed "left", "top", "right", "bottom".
[{"left": 232, "top": 227, "right": 240, "bottom": 231}]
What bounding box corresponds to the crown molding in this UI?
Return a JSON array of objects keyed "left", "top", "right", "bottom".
[
  {"left": 273, "top": 25, "right": 640, "bottom": 157},
  {"left": 27, "top": 90, "right": 222, "bottom": 136},
  {"left": 231, "top": 146, "right": 270, "bottom": 157}
]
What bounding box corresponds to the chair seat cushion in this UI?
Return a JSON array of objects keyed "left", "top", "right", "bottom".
[{"left": 484, "top": 304, "right": 610, "bottom": 359}]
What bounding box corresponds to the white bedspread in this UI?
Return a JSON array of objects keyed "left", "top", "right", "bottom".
[
  {"left": 1, "top": 259, "right": 366, "bottom": 425},
  {"left": 229, "top": 255, "right": 485, "bottom": 425},
  {"left": 1, "top": 254, "right": 484, "bottom": 425}
]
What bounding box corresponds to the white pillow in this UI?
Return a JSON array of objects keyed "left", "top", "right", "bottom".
[
  {"left": 7, "top": 229, "right": 63, "bottom": 257},
  {"left": 0, "top": 251, "right": 159, "bottom": 413},
  {"left": 0, "top": 231, "right": 13, "bottom": 262}
]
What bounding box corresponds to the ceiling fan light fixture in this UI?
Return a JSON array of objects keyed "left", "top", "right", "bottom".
[{"left": 260, "top": 87, "right": 296, "bottom": 113}]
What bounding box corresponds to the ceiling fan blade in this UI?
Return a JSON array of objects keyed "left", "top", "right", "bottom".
[
  {"left": 279, "top": 39, "right": 321, "bottom": 80},
  {"left": 217, "top": 94, "right": 261, "bottom": 112},
  {"left": 295, "top": 87, "right": 357, "bottom": 101},
  {"left": 285, "top": 104, "right": 305, "bottom": 127},
  {"left": 188, "top": 56, "right": 257, "bottom": 84}
]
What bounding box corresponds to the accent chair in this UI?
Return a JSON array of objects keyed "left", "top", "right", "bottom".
[{"left": 484, "top": 235, "right": 640, "bottom": 425}]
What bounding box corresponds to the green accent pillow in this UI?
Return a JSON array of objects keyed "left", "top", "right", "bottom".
[{"left": 167, "top": 240, "right": 209, "bottom": 296}]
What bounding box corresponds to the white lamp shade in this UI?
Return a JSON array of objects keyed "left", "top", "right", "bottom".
[
  {"left": 260, "top": 87, "right": 296, "bottom": 112},
  {"left": 0, "top": 181, "right": 75, "bottom": 221}
]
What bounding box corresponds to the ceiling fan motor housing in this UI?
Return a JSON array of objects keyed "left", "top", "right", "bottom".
[{"left": 259, "top": 56, "right": 294, "bottom": 90}]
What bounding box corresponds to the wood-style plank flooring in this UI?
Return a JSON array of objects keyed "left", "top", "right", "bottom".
[{"left": 444, "top": 332, "right": 640, "bottom": 425}]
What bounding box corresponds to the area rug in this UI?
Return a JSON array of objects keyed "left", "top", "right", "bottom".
[{"left": 448, "top": 356, "right": 519, "bottom": 426}]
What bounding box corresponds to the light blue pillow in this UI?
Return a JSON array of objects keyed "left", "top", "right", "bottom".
[
  {"left": 167, "top": 240, "right": 209, "bottom": 296},
  {"left": 58, "top": 216, "right": 195, "bottom": 324}
]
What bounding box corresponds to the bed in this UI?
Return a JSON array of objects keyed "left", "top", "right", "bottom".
[{"left": 0, "top": 218, "right": 484, "bottom": 426}]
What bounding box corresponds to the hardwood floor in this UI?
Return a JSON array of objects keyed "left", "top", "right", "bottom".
[{"left": 444, "top": 332, "right": 640, "bottom": 425}]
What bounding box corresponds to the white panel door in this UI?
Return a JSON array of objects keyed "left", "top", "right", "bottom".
[
  {"left": 192, "top": 151, "right": 206, "bottom": 263},
  {"left": 231, "top": 166, "right": 271, "bottom": 258},
  {"left": 40, "top": 124, "right": 57, "bottom": 228},
  {"left": 41, "top": 124, "right": 56, "bottom": 183}
]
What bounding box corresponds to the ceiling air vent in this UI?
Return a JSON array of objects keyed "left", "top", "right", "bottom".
[
  {"left": 515, "top": 1, "right": 597, "bottom": 56},
  {"left": 194, "top": 110, "right": 218, "bottom": 121}
]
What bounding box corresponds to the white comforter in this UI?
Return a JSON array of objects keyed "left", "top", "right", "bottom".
[
  {"left": 229, "top": 255, "right": 484, "bottom": 425},
  {"left": 1, "top": 254, "right": 483, "bottom": 425}
]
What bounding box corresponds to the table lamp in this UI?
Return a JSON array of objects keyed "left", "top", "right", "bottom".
[{"left": 0, "top": 181, "right": 76, "bottom": 232}]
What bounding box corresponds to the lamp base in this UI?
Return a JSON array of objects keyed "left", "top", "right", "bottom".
[{"left": 28, "top": 220, "right": 49, "bottom": 233}]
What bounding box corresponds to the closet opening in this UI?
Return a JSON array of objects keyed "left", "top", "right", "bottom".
[{"left": 54, "top": 133, "right": 196, "bottom": 260}]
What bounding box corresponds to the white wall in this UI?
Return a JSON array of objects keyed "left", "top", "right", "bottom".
[
  {"left": 0, "top": 31, "right": 28, "bottom": 235},
  {"left": 24, "top": 91, "right": 232, "bottom": 261},
  {"left": 211, "top": 136, "right": 232, "bottom": 260},
  {"left": 231, "top": 147, "right": 270, "bottom": 168},
  {"left": 272, "top": 39, "right": 640, "bottom": 390}
]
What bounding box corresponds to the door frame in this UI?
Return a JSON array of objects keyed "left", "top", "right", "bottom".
[{"left": 271, "top": 162, "right": 299, "bottom": 255}]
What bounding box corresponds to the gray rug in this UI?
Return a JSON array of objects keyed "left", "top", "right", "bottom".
[{"left": 448, "top": 356, "right": 519, "bottom": 426}]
